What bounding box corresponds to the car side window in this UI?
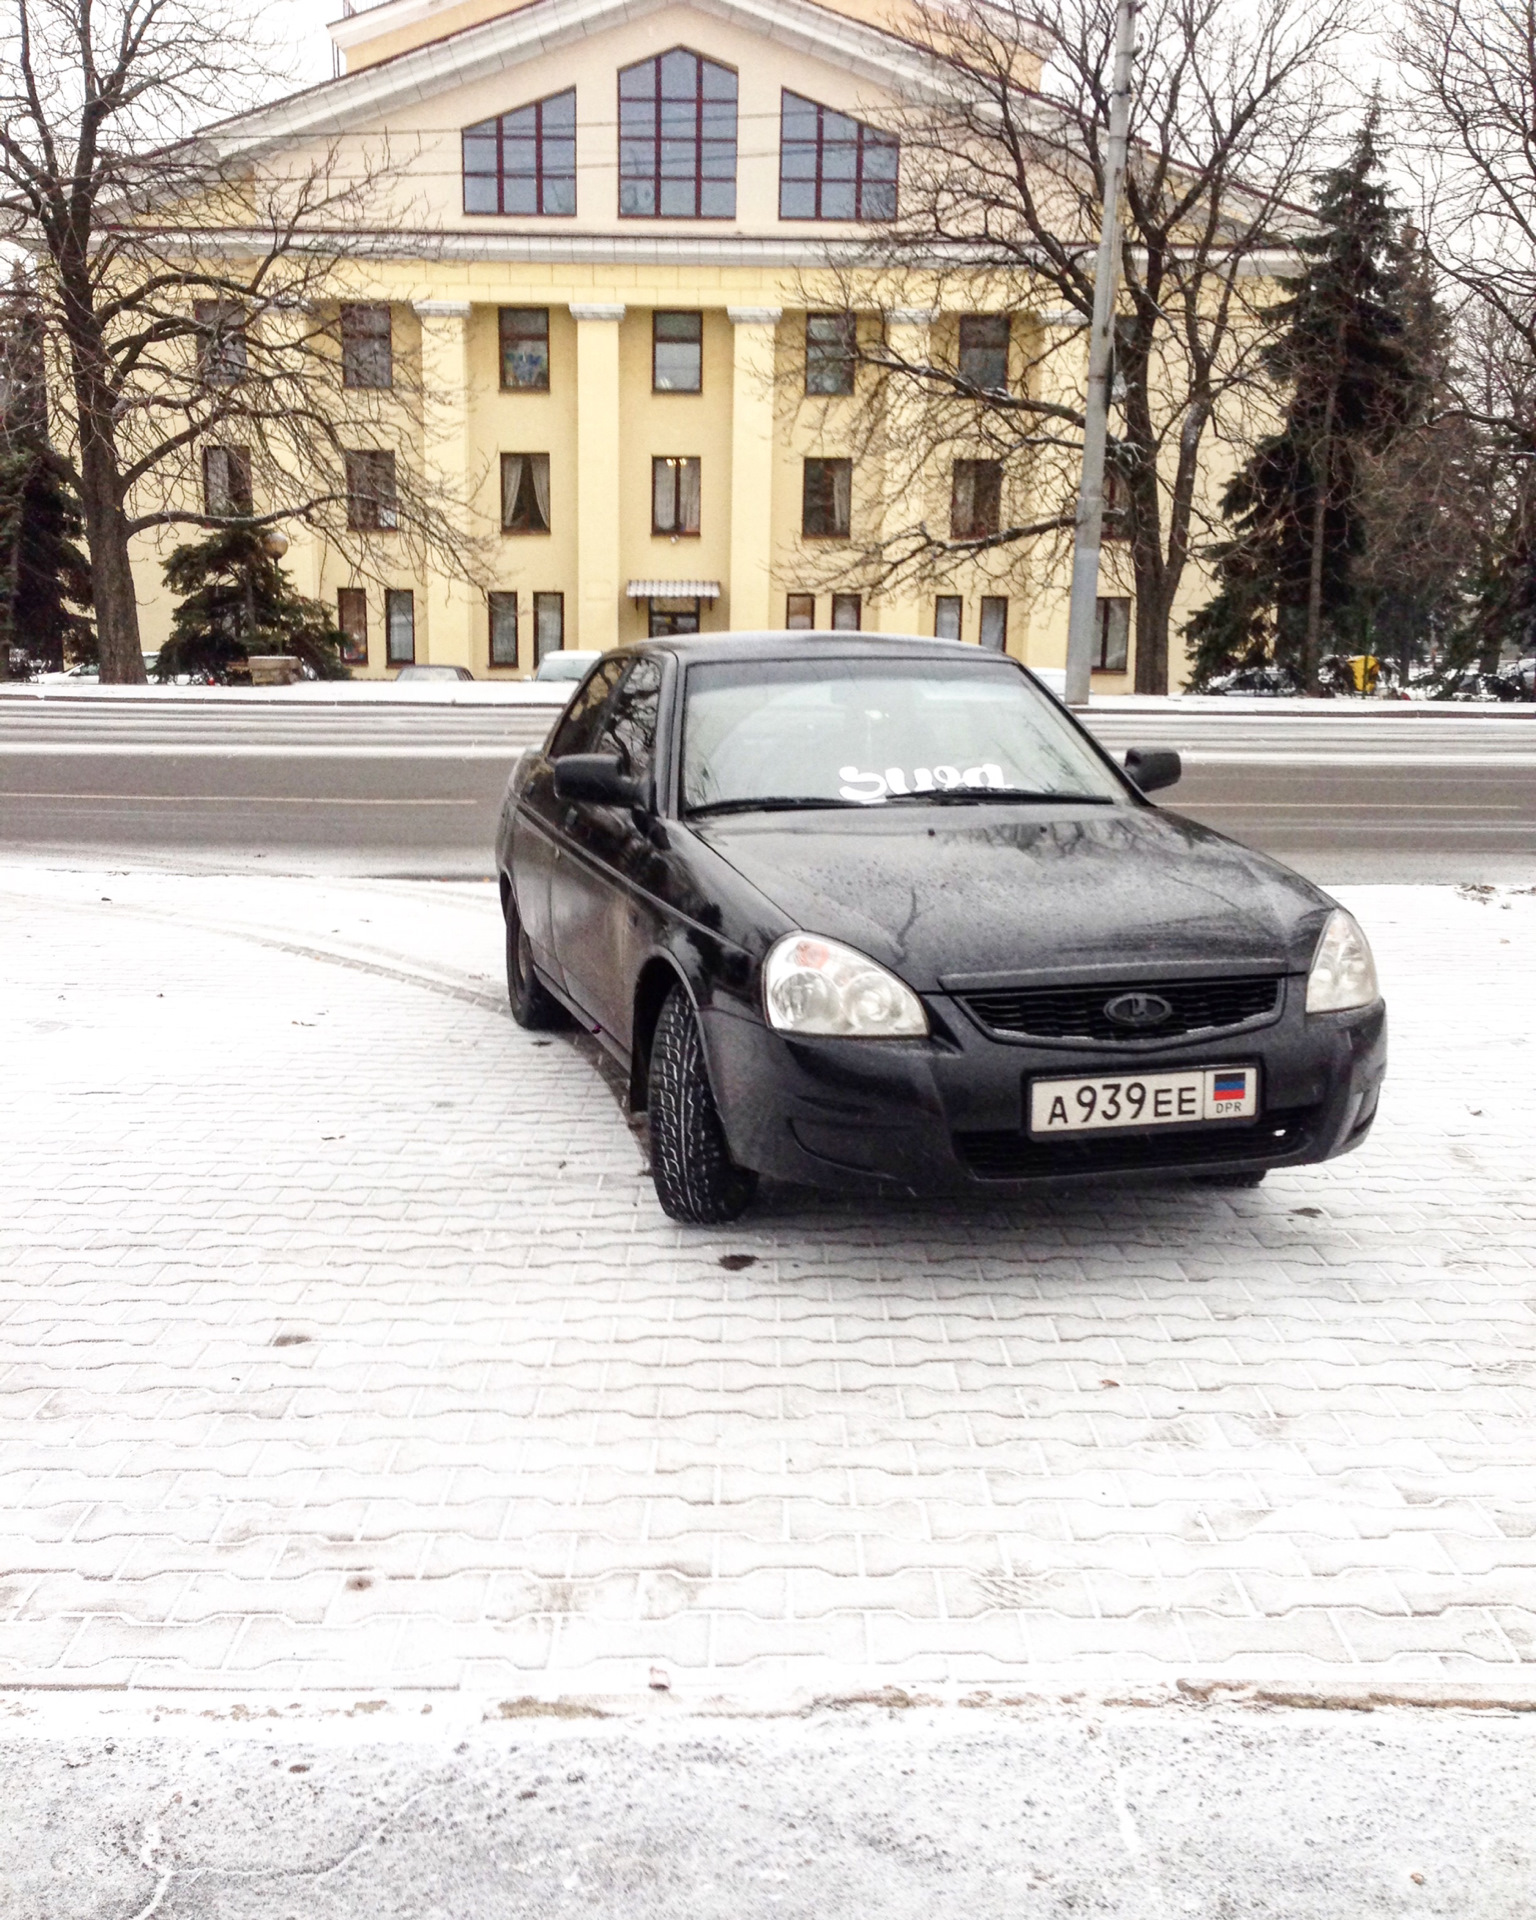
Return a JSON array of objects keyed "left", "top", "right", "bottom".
[
  {"left": 594, "top": 657, "right": 664, "bottom": 776},
  {"left": 547, "top": 659, "right": 626, "bottom": 758}
]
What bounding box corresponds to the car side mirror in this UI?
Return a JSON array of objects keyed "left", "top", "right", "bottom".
[
  {"left": 554, "top": 752, "right": 649, "bottom": 810},
  {"left": 1123, "top": 746, "right": 1182, "bottom": 794}
]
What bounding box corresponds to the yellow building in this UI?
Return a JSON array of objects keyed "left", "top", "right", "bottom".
[{"left": 132, "top": 0, "right": 1149, "bottom": 684}]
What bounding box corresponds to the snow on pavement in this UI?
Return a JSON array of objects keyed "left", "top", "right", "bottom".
[{"left": 1, "top": 868, "right": 1534, "bottom": 1704}]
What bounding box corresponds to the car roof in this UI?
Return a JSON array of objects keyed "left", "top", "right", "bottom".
[{"left": 627, "top": 632, "right": 1010, "bottom": 666}]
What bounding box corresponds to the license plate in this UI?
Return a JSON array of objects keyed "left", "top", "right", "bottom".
[{"left": 1028, "top": 1065, "right": 1258, "bottom": 1135}]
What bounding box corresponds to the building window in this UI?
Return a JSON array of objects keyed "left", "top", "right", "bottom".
[
  {"left": 619, "top": 49, "right": 737, "bottom": 219},
  {"left": 653, "top": 311, "right": 703, "bottom": 392},
  {"left": 385, "top": 589, "right": 415, "bottom": 665},
  {"left": 648, "top": 597, "right": 700, "bottom": 636},
  {"left": 959, "top": 315, "right": 1009, "bottom": 392},
  {"left": 463, "top": 88, "right": 577, "bottom": 215},
  {"left": 201, "top": 445, "right": 251, "bottom": 516},
  {"left": 786, "top": 593, "right": 816, "bottom": 628},
  {"left": 499, "top": 308, "right": 550, "bottom": 390},
  {"left": 779, "top": 91, "right": 898, "bottom": 220},
  {"left": 805, "top": 312, "right": 856, "bottom": 395},
  {"left": 652, "top": 456, "right": 701, "bottom": 535},
  {"left": 344, "top": 450, "right": 397, "bottom": 531},
  {"left": 1094, "top": 596, "right": 1131, "bottom": 671},
  {"left": 533, "top": 590, "right": 565, "bottom": 664},
  {"left": 488, "top": 591, "right": 519, "bottom": 668},
  {"left": 802, "top": 458, "right": 852, "bottom": 539},
  {"left": 194, "top": 301, "right": 247, "bottom": 384},
  {"left": 831, "top": 592, "right": 861, "bottom": 630},
  {"left": 951, "top": 459, "right": 1002, "bottom": 540},
  {"left": 501, "top": 453, "right": 551, "bottom": 534},
  {"left": 980, "top": 596, "right": 1008, "bottom": 652},
  {"left": 340, "top": 305, "right": 392, "bottom": 388},
  {"left": 337, "top": 587, "right": 369, "bottom": 666},
  {"left": 935, "top": 595, "right": 962, "bottom": 640}
]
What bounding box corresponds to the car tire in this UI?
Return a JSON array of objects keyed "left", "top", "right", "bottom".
[
  {"left": 504, "top": 890, "right": 568, "bottom": 1030},
  {"left": 1195, "top": 1169, "right": 1268, "bottom": 1188},
  {"left": 647, "top": 986, "right": 758, "bottom": 1224}
]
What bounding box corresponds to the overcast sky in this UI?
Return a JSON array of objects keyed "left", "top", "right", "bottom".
[{"left": 247, "top": 0, "right": 343, "bottom": 96}]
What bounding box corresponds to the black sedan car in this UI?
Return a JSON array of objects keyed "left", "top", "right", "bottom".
[{"left": 496, "top": 634, "right": 1386, "bottom": 1222}]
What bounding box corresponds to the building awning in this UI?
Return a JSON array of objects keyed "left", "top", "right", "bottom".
[{"left": 626, "top": 579, "right": 721, "bottom": 600}]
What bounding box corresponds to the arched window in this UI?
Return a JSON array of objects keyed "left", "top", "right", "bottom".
[
  {"left": 619, "top": 49, "right": 738, "bottom": 219},
  {"left": 463, "top": 88, "right": 576, "bottom": 216}
]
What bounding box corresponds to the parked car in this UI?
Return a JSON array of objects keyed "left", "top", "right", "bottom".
[
  {"left": 1443, "top": 668, "right": 1523, "bottom": 702},
  {"left": 1203, "top": 665, "right": 1301, "bottom": 697},
  {"left": 394, "top": 663, "right": 475, "bottom": 682},
  {"left": 534, "top": 649, "right": 605, "bottom": 683},
  {"left": 496, "top": 634, "right": 1387, "bottom": 1222}
]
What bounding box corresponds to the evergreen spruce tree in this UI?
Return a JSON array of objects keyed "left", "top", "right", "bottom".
[
  {"left": 158, "top": 523, "right": 349, "bottom": 681},
  {"left": 1348, "top": 233, "right": 1469, "bottom": 687},
  {"left": 0, "top": 277, "right": 94, "bottom": 675},
  {"left": 1188, "top": 114, "right": 1426, "bottom": 691},
  {"left": 0, "top": 447, "right": 95, "bottom": 674}
]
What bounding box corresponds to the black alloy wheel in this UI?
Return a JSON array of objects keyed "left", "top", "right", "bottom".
[
  {"left": 646, "top": 985, "right": 759, "bottom": 1224},
  {"left": 504, "top": 890, "right": 568, "bottom": 1030}
]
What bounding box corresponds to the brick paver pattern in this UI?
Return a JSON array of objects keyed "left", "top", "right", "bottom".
[{"left": 2, "top": 867, "right": 1534, "bottom": 1695}]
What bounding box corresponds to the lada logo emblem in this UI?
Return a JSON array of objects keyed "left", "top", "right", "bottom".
[{"left": 1104, "top": 990, "right": 1173, "bottom": 1029}]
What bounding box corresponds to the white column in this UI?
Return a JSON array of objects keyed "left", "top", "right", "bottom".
[
  {"left": 413, "top": 300, "right": 474, "bottom": 667},
  {"left": 881, "top": 307, "right": 940, "bottom": 635},
  {"left": 726, "top": 306, "right": 782, "bottom": 632},
  {"left": 570, "top": 303, "right": 626, "bottom": 650}
]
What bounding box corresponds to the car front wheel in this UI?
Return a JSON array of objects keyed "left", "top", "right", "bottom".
[
  {"left": 647, "top": 986, "right": 758, "bottom": 1224},
  {"left": 504, "top": 890, "right": 568, "bottom": 1030}
]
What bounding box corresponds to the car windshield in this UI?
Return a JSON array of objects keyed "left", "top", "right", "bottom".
[{"left": 682, "top": 657, "right": 1125, "bottom": 813}]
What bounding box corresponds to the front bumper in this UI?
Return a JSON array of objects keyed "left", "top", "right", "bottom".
[{"left": 702, "top": 980, "right": 1387, "bottom": 1195}]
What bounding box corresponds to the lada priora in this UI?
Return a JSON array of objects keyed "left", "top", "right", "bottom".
[{"left": 496, "top": 634, "right": 1386, "bottom": 1222}]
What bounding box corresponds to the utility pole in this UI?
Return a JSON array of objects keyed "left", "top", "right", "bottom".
[{"left": 1063, "top": 0, "right": 1139, "bottom": 708}]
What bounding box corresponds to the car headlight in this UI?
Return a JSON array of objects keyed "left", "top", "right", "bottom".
[
  {"left": 1305, "top": 908, "right": 1379, "bottom": 1013},
  {"left": 763, "top": 933, "right": 928, "bottom": 1037}
]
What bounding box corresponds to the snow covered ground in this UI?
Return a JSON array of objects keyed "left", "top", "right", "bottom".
[{"left": 2, "top": 870, "right": 1533, "bottom": 1710}]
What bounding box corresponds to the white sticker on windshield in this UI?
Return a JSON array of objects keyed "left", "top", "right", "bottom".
[{"left": 838, "top": 764, "right": 1006, "bottom": 804}]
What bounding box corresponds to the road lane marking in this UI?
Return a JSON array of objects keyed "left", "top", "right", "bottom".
[
  {"left": 0, "top": 744, "right": 535, "bottom": 759},
  {"left": 0, "top": 792, "right": 480, "bottom": 804},
  {"left": 1187, "top": 802, "right": 1522, "bottom": 811}
]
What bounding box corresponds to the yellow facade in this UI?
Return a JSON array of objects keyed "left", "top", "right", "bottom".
[{"left": 130, "top": 0, "right": 1173, "bottom": 683}]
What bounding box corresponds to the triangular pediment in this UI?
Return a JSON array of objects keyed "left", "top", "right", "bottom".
[{"left": 210, "top": 0, "right": 951, "bottom": 159}]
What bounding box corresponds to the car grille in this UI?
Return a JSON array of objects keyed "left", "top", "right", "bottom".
[
  {"left": 954, "top": 1108, "right": 1315, "bottom": 1180},
  {"left": 957, "top": 974, "right": 1284, "bottom": 1043}
]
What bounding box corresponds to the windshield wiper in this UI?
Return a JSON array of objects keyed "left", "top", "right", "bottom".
[
  {"left": 686, "top": 795, "right": 866, "bottom": 819},
  {"left": 881, "top": 788, "right": 1114, "bottom": 805}
]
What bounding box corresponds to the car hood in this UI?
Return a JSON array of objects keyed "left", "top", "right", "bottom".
[{"left": 694, "top": 803, "right": 1331, "bottom": 990}]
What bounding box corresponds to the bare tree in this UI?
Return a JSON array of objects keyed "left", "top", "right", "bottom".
[
  {"left": 797, "top": 0, "right": 1357, "bottom": 691},
  {"left": 0, "top": 0, "right": 480, "bottom": 682}
]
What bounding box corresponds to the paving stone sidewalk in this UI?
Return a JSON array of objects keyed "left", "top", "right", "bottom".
[{"left": 2, "top": 868, "right": 1534, "bottom": 1701}]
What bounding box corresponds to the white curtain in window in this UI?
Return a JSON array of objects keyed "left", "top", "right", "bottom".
[
  {"left": 531, "top": 453, "right": 551, "bottom": 528},
  {"left": 502, "top": 453, "right": 526, "bottom": 530},
  {"left": 831, "top": 459, "right": 851, "bottom": 533},
  {"left": 678, "top": 457, "right": 700, "bottom": 532}
]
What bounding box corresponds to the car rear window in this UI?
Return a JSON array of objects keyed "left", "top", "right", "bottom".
[{"left": 681, "top": 657, "right": 1124, "bottom": 811}]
